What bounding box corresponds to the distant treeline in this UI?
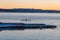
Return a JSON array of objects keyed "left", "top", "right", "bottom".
[{"left": 0, "top": 8, "right": 60, "bottom": 13}]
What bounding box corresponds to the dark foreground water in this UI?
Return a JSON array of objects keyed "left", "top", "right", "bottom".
[{"left": 0, "top": 13, "right": 60, "bottom": 40}]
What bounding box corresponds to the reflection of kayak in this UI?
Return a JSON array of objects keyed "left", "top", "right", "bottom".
[{"left": 0, "top": 22, "right": 57, "bottom": 31}]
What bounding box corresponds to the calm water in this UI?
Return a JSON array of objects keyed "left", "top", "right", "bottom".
[{"left": 0, "top": 13, "right": 60, "bottom": 40}]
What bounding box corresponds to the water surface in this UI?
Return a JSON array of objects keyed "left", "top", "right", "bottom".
[{"left": 0, "top": 13, "right": 60, "bottom": 40}]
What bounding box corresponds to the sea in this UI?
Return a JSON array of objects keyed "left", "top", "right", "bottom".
[{"left": 0, "top": 13, "right": 60, "bottom": 40}]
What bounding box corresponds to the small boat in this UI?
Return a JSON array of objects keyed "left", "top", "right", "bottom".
[{"left": 21, "top": 19, "right": 31, "bottom": 21}]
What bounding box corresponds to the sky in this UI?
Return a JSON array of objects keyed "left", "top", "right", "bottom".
[{"left": 0, "top": 0, "right": 60, "bottom": 10}]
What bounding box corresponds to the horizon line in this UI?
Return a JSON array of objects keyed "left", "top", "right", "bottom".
[{"left": 0, "top": 8, "right": 60, "bottom": 10}]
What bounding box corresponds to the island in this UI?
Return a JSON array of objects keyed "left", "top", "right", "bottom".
[
  {"left": 0, "top": 8, "right": 60, "bottom": 13},
  {"left": 0, "top": 22, "right": 57, "bottom": 31}
]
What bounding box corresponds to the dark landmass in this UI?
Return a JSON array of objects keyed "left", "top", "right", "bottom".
[
  {"left": 0, "top": 22, "right": 57, "bottom": 31},
  {"left": 0, "top": 8, "right": 60, "bottom": 13}
]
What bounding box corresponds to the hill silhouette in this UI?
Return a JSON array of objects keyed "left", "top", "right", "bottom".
[{"left": 0, "top": 8, "right": 60, "bottom": 13}]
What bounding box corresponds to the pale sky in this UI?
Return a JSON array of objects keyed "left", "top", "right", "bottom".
[{"left": 0, "top": 0, "right": 60, "bottom": 10}]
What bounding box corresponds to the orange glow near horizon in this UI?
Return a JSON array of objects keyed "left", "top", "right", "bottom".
[
  {"left": 0, "top": 4, "right": 60, "bottom": 10},
  {"left": 0, "top": 0, "right": 60, "bottom": 10}
]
